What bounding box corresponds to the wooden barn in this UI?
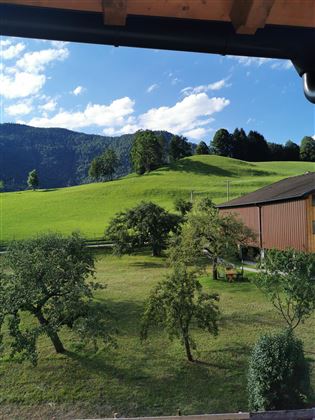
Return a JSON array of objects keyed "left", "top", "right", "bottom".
[{"left": 217, "top": 172, "right": 315, "bottom": 253}]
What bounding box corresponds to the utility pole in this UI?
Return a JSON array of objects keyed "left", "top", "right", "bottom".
[{"left": 226, "top": 180, "right": 231, "bottom": 201}]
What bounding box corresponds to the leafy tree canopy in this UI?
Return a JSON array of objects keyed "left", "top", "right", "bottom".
[
  {"left": 170, "top": 200, "right": 256, "bottom": 279},
  {"left": 195, "top": 141, "right": 209, "bottom": 155},
  {"left": 211, "top": 129, "right": 233, "bottom": 157},
  {"left": 255, "top": 248, "right": 315, "bottom": 330},
  {"left": 106, "top": 201, "right": 181, "bottom": 257},
  {"left": 131, "top": 130, "right": 165, "bottom": 174},
  {"left": 27, "top": 169, "right": 39, "bottom": 190},
  {"left": 0, "top": 232, "right": 115, "bottom": 365},
  {"left": 89, "top": 148, "right": 119, "bottom": 181},
  {"left": 300, "top": 136, "right": 315, "bottom": 161},
  {"left": 141, "top": 264, "right": 219, "bottom": 361},
  {"left": 169, "top": 135, "right": 192, "bottom": 161},
  {"left": 174, "top": 197, "right": 192, "bottom": 216}
]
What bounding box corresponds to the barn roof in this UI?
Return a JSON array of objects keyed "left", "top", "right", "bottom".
[{"left": 217, "top": 171, "right": 315, "bottom": 208}]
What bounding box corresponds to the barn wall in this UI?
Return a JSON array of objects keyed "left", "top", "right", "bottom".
[
  {"left": 306, "top": 194, "right": 315, "bottom": 252},
  {"left": 219, "top": 206, "right": 260, "bottom": 246},
  {"left": 261, "top": 198, "right": 308, "bottom": 251}
]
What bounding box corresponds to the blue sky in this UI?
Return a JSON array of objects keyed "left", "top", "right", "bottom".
[{"left": 1, "top": 36, "right": 314, "bottom": 144}]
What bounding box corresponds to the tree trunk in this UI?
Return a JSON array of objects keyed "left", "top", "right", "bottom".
[
  {"left": 212, "top": 256, "right": 218, "bottom": 280},
  {"left": 183, "top": 334, "right": 193, "bottom": 362},
  {"left": 152, "top": 242, "right": 161, "bottom": 257},
  {"left": 35, "top": 310, "right": 65, "bottom": 354}
]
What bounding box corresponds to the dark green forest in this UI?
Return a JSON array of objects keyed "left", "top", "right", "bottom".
[{"left": 0, "top": 123, "right": 173, "bottom": 190}]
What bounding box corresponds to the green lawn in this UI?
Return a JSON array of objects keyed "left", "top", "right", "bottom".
[
  {"left": 0, "top": 251, "right": 314, "bottom": 419},
  {"left": 1, "top": 156, "right": 314, "bottom": 241}
]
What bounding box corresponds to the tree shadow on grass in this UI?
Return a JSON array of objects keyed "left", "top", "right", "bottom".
[
  {"left": 171, "top": 160, "right": 234, "bottom": 177},
  {"left": 129, "top": 261, "right": 168, "bottom": 269}
]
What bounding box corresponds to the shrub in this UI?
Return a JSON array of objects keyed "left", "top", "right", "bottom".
[{"left": 248, "top": 329, "right": 311, "bottom": 411}]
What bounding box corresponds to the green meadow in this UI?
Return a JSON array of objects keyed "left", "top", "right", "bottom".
[
  {"left": 2, "top": 155, "right": 314, "bottom": 241},
  {"left": 0, "top": 251, "right": 314, "bottom": 419}
]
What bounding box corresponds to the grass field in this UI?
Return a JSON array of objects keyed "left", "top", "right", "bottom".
[
  {"left": 1, "top": 155, "right": 314, "bottom": 241},
  {"left": 0, "top": 250, "right": 314, "bottom": 419}
]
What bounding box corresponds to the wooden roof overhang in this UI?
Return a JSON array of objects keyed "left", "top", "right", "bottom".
[{"left": 1, "top": 0, "right": 315, "bottom": 102}]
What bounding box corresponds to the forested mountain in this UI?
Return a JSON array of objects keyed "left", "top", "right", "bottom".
[{"left": 0, "top": 123, "right": 173, "bottom": 191}]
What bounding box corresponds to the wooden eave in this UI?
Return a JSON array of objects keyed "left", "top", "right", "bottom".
[{"left": 1, "top": 0, "right": 315, "bottom": 34}]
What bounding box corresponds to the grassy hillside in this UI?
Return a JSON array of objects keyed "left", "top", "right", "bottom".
[{"left": 2, "top": 155, "right": 314, "bottom": 241}]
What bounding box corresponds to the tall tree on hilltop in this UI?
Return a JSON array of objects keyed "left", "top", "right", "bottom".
[
  {"left": 300, "top": 136, "right": 315, "bottom": 161},
  {"left": 232, "top": 128, "right": 248, "bottom": 160},
  {"left": 27, "top": 169, "right": 39, "bottom": 190},
  {"left": 211, "top": 129, "right": 233, "bottom": 157},
  {"left": 268, "top": 142, "right": 285, "bottom": 161},
  {"left": 169, "top": 135, "right": 192, "bottom": 161},
  {"left": 131, "top": 130, "right": 165, "bottom": 174},
  {"left": 195, "top": 141, "right": 209, "bottom": 155},
  {"left": 284, "top": 140, "right": 300, "bottom": 161},
  {"left": 247, "top": 130, "right": 269, "bottom": 161}
]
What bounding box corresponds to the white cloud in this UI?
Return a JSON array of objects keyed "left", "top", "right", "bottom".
[
  {"left": 16, "top": 47, "right": 69, "bottom": 73},
  {"left": 181, "top": 78, "right": 230, "bottom": 96},
  {"left": 136, "top": 93, "right": 229, "bottom": 139},
  {"left": 27, "top": 97, "right": 135, "bottom": 130},
  {"left": 228, "top": 55, "right": 293, "bottom": 70},
  {"left": 0, "top": 42, "right": 25, "bottom": 60},
  {"left": 229, "top": 56, "right": 272, "bottom": 66},
  {"left": 72, "top": 86, "right": 85, "bottom": 96},
  {"left": 39, "top": 99, "right": 57, "bottom": 113},
  {"left": 0, "top": 71, "right": 46, "bottom": 99},
  {"left": 270, "top": 60, "right": 293, "bottom": 70},
  {"left": 0, "top": 39, "right": 12, "bottom": 46},
  {"left": 25, "top": 93, "right": 229, "bottom": 140},
  {"left": 146, "top": 83, "right": 159, "bottom": 93},
  {"left": 50, "top": 41, "right": 69, "bottom": 49},
  {"left": 5, "top": 102, "right": 32, "bottom": 117}
]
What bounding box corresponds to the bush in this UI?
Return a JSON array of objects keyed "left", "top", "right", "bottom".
[{"left": 248, "top": 329, "right": 311, "bottom": 411}]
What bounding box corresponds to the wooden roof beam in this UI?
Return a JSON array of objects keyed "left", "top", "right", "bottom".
[
  {"left": 103, "top": 0, "right": 127, "bottom": 25},
  {"left": 230, "top": 0, "right": 275, "bottom": 34}
]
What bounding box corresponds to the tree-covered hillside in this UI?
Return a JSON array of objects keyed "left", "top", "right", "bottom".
[{"left": 0, "top": 123, "right": 173, "bottom": 190}]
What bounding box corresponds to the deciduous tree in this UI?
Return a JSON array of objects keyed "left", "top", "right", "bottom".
[
  {"left": 141, "top": 264, "right": 219, "bottom": 361},
  {"left": 106, "top": 201, "right": 181, "bottom": 257},
  {"left": 169, "top": 135, "right": 192, "bottom": 161},
  {"left": 255, "top": 248, "right": 315, "bottom": 330},
  {"left": 300, "top": 136, "right": 315, "bottom": 161},
  {"left": 170, "top": 201, "right": 255, "bottom": 279},
  {"left": 195, "top": 141, "right": 209, "bottom": 155},
  {"left": 131, "top": 130, "right": 164, "bottom": 174},
  {"left": 0, "top": 233, "right": 115, "bottom": 365},
  {"left": 27, "top": 169, "right": 39, "bottom": 190},
  {"left": 211, "top": 129, "right": 233, "bottom": 157}
]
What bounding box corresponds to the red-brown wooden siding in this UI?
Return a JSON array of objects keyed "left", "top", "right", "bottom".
[
  {"left": 219, "top": 206, "right": 260, "bottom": 247},
  {"left": 261, "top": 199, "right": 308, "bottom": 251},
  {"left": 219, "top": 197, "right": 309, "bottom": 251}
]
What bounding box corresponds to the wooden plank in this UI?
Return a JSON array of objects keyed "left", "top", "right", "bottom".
[
  {"left": 103, "top": 0, "right": 127, "bottom": 25},
  {"left": 0, "top": 0, "right": 102, "bottom": 12},
  {"left": 229, "top": 0, "right": 275, "bottom": 34},
  {"left": 2, "top": 0, "right": 315, "bottom": 29}
]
